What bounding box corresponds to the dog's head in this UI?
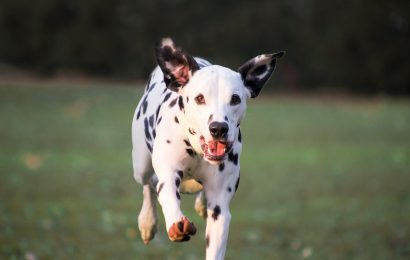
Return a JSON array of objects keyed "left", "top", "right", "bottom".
[{"left": 156, "top": 38, "right": 284, "bottom": 164}]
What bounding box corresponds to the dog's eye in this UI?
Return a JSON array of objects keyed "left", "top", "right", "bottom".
[
  {"left": 195, "top": 94, "right": 206, "bottom": 105},
  {"left": 230, "top": 94, "right": 241, "bottom": 106}
]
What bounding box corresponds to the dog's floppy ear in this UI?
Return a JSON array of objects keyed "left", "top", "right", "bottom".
[
  {"left": 238, "top": 51, "right": 285, "bottom": 98},
  {"left": 155, "top": 38, "right": 199, "bottom": 92}
]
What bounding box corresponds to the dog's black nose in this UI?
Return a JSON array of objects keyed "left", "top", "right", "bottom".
[{"left": 209, "top": 122, "right": 229, "bottom": 139}]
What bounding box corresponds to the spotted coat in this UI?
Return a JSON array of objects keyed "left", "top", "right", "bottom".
[{"left": 132, "top": 38, "right": 284, "bottom": 260}]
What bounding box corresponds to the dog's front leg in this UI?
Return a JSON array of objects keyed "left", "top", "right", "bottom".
[
  {"left": 155, "top": 169, "right": 197, "bottom": 242},
  {"left": 205, "top": 201, "right": 231, "bottom": 260},
  {"left": 204, "top": 170, "right": 239, "bottom": 260}
]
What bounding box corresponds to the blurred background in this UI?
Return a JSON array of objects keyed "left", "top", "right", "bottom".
[
  {"left": 0, "top": 0, "right": 409, "bottom": 94},
  {"left": 0, "top": 0, "right": 409, "bottom": 259}
]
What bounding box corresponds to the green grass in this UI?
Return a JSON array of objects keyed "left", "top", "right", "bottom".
[{"left": 0, "top": 83, "right": 409, "bottom": 259}]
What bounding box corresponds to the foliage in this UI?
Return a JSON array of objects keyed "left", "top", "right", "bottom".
[
  {"left": 1, "top": 84, "right": 409, "bottom": 259},
  {"left": 0, "top": 0, "right": 408, "bottom": 94}
]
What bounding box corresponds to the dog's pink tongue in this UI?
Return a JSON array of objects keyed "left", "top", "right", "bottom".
[{"left": 208, "top": 141, "right": 226, "bottom": 156}]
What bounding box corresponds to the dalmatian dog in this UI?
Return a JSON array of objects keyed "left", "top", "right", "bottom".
[{"left": 132, "top": 38, "right": 284, "bottom": 260}]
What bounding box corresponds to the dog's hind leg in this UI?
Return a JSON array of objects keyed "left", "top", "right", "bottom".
[
  {"left": 138, "top": 179, "right": 158, "bottom": 244},
  {"left": 195, "top": 191, "right": 207, "bottom": 219},
  {"left": 132, "top": 143, "right": 158, "bottom": 244}
]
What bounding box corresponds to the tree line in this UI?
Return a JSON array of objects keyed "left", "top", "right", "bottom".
[{"left": 0, "top": 0, "right": 408, "bottom": 94}]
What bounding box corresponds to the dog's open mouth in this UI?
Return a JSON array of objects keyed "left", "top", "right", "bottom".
[{"left": 200, "top": 136, "right": 232, "bottom": 162}]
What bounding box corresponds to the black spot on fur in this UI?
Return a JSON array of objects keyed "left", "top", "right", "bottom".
[
  {"left": 177, "top": 170, "right": 183, "bottom": 179},
  {"left": 186, "top": 96, "right": 189, "bottom": 103},
  {"left": 169, "top": 98, "right": 178, "bottom": 108},
  {"left": 155, "top": 105, "right": 161, "bottom": 120},
  {"left": 157, "top": 116, "right": 162, "bottom": 125},
  {"left": 184, "top": 139, "right": 191, "bottom": 147},
  {"left": 166, "top": 139, "right": 171, "bottom": 143},
  {"left": 188, "top": 128, "right": 196, "bottom": 135},
  {"left": 219, "top": 162, "right": 225, "bottom": 172},
  {"left": 141, "top": 95, "right": 149, "bottom": 114},
  {"left": 178, "top": 96, "right": 184, "bottom": 112},
  {"left": 235, "top": 176, "right": 240, "bottom": 192},
  {"left": 176, "top": 191, "right": 181, "bottom": 200},
  {"left": 212, "top": 205, "right": 221, "bottom": 221},
  {"left": 136, "top": 108, "right": 141, "bottom": 120},
  {"left": 174, "top": 116, "right": 179, "bottom": 124},
  {"left": 144, "top": 118, "right": 151, "bottom": 141},
  {"left": 152, "top": 129, "right": 156, "bottom": 139},
  {"left": 228, "top": 187, "right": 232, "bottom": 192},
  {"left": 175, "top": 178, "right": 180, "bottom": 187},
  {"left": 206, "top": 235, "right": 210, "bottom": 248},
  {"left": 149, "top": 115, "right": 154, "bottom": 128},
  {"left": 146, "top": 141, "right": 153, "bottom": 153},
  {"left": 148, "top": 83, "right": 156, "bottom": 93},
  {"left": 136, "top": 110, "right": 142, "bottom": 121},
  {"left": 157, "top": 182, "right": 164, "bottom": 195},
  {"left": 142, "top": 101, "right": 148, "bottom": 114},
  {"left": 237, "top": 123, "right": 240, "bottom": 127},
  {"left": 224, "top": 116, "right": 228, "bottom": 122},
  {"left": 186, "top": 149, "right": 196, "bottom": 157},
  {"left": 238, "top": 128, "right": 242, "bottom": 142},
  {"left": 163, "top": 92, "right": 172, "bottom": 103},
  {"left": 228, "top": 151, "right": 239, "bottom": 165}
]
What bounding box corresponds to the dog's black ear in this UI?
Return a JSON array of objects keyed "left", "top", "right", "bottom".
[
  {"left": 238, "top": 51, "right": 285, "bottom": 98},
  {"left": 155, "top": 38, "right": 199, "bottom": 92}
]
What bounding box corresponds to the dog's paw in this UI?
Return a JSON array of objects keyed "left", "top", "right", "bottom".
[
  {"left": 168, "top": 216, "right": 197, "bottom": 242},
  {"left": 138, "top": 217, "right": 157, "bottom": 245},
  {"left": 139, "top": 224, "right": 157, "bottom": 245}
]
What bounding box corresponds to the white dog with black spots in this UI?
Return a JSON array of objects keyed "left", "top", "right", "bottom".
[{"left": 132, "top": 38, "right": 284, "bottom": 260}]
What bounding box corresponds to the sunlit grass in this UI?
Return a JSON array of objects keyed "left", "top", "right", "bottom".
[{"left": 1, "top": 84, "right": 409, "bottom": 259}]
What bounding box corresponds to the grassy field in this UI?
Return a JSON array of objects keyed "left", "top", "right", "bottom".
[{"left": 0, "top": 83, "right": 409, "bottom": 260}]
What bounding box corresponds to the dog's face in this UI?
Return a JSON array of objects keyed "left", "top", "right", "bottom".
[
  {"left": 182, "top": 65, "right": 247, "bottom": 163},
  {"left": 156, "top": 38, "right": 284, "bottom": 164}
]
